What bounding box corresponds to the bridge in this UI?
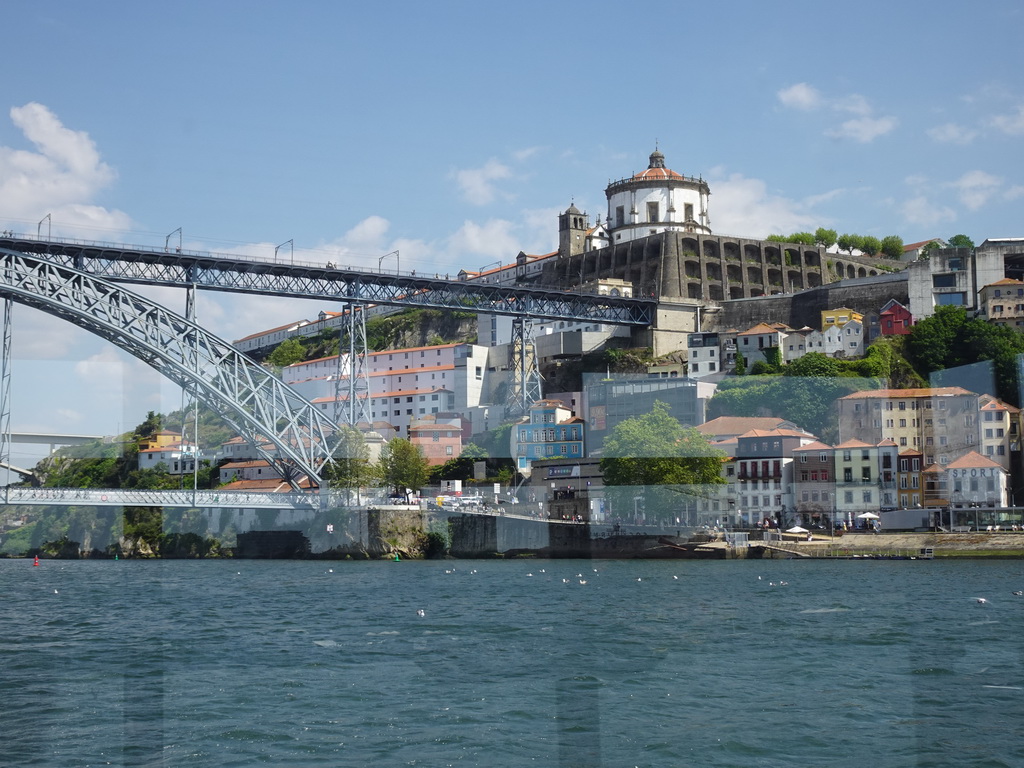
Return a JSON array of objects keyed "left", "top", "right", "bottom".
[
  {"left": 0, "top": 232, "right": 655, "bottom": 325},
  {"left": 2, "top": 486, "right": 322, "bottom": 509},
  {"left": 0, "top": 232, "right": 657, "bottom": 498}
]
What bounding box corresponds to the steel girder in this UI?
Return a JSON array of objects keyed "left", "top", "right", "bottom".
[
  {"left": 0, "top": 249, "right": 336, "bottom": 489},
  {"left": 0, "top": 235, "right": 655, "bottom": 326}
]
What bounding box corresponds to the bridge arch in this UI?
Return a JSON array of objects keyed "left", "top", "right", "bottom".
[{"left": 0, "top": 249, "right": 336, "bottom": 489}]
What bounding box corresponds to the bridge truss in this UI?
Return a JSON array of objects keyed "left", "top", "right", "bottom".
[{"left": 0, "top": 248, "right": 338, "bottom": 490}]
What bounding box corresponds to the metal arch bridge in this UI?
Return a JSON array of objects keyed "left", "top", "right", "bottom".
[
  {"left": 2, "top": 486, "right": 321, "bottom": 510},
  {"left": 0, "top": 233, "right": 656, "bottom": 325},
  {"left": 0, "top": 248, "right": 338, "bottom": 491},
  {"left": 0, "top": 233, "right": 655, "bottom": 497}
]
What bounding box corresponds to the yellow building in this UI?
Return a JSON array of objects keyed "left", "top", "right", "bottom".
[{"left": 820, "top": 307, "right": 863, "bottom": 330}]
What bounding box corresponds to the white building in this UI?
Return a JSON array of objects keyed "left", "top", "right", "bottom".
[
  {"left": 603, "top": 149, "right": 711, "bottom": 245},
  {"left": 282, "top": 342, "right": 502, "bottom": 437}
]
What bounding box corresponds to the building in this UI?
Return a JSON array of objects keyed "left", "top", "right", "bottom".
[
  {"left": 945, "top": 451, "right": 1009, "bottom": 510},
  {"left": 805, "top": 319, "right": 864, "bottom": 359},
  {"left": 736, "top": 323, "right": 786, "bottom": 367},
  {"left": 137, "top": 430, "right": 203, "bottom": 475},
  {"left": 584, "top": 374, "right": 707, "bottom": 451},
  {"left": 791, "top": 441, "right": 835, "bottom": 522},
  {"left": 837, "top": 387, "right": 982, "bottom": 467},
  {"left": 896, "top": 449, "right": 924, "bottom": 509},
  {"left": 408, "top": 422, "right": 464, "bottom": 466},
  {"left": 511, "top": 400, "right": 586, "bottom": 477},
  {"left": 821, "top": 307, "right": 863, "bottom": 329},
  {"left": 282, "top": 342, "right": 498, "bottom": 437},
  {"left": 977, "top": 278, "right": 1024, "bottom": 329},
  {"left": 733, "top": 427, "right": 817, "bottom": 526},
  {"left": 878, "top": 299, "right": 913, "bottom": 335}
]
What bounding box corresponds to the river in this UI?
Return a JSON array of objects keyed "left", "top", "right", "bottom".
[{"left": 2, "top": 557, "right": 1023, "bottom": 767}]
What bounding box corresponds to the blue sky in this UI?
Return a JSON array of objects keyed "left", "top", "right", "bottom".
[{"left": 0, "top": 0, "right": 1023, "bottom": 464}]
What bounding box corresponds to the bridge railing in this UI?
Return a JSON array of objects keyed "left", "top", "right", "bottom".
[
  {"left": 1, "top": 231, "right": 405, "bottom": 276},
  {"left": 3, "top": 486, "right": 321, "bottom": 509}
]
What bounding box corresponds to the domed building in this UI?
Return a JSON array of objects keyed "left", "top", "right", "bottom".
[{"left": 605, "top": 149, "right": 711, "bottom": 243}]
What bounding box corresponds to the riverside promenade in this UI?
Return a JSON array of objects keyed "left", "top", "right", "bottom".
[{"left": 711, "top": 531, "right": 1024, "bottom": 559}]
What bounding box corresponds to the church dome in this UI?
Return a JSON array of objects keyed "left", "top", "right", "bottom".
[{"left": 631, "top": 150, "right": 685, "bottom": 181}]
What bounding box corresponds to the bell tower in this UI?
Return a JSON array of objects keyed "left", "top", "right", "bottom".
[{"left": 558, "top": 203, "right": 589, "bottom": 259}]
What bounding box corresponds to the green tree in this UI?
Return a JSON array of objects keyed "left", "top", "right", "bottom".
[
  {"left": 837, "top": 233, "right": 864, "bottom": 255},
  {"left": 322, "top": 425, "right": 374, "bottom": 503},
  {"left": 860, "top": 235, "right": 881, "bottom": 257},
  {"left": 947, "top": 234, "right": 975, "bottom": 249},
  {"left": 920, "top": 241, "right": 941, "bottom": 260},
  {"left": 378, "top": 438, "right": 430, "bottom": 497},
  {"left": 784, "top": 352, "right": 839, "bottom": 378},
  {"left": 904, "top": 304, "right": 1024, "bottom": 405},
  {"left": 733, "top": 350, "right": 747, "bottom": 375},
  {"left": 429, "top": 444, "right": 489, "bottom": 484},
  {"left": 788, "top": 232, "right": 816, "bottom": 245},
  {"left": 267, "top": 337, "right": 306, "bottom": 368},
  {"left": 880, "top": 235, "right": 905, "bottom": 260},
  {"left": 601, "top": 402, "right": 725, "bottom": 523},
  {"left": 814, "top": 228, "right": 838, "bottom": 249},
  {"left": 600, "top": 401, "right": 724, "bottom": 487}
]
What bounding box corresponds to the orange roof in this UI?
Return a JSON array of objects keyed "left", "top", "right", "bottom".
[
  {"left": 840, "top": 387, "right": 977, "bottom": 399},
  {"left": 737, "top": 428, "right": 813, "bottom": 439},
  {"left": 696, "top": 416, "right": 793, "bottom": 436},
  {"left": 903, "top": 238, "right": 943, "bottom": 251},
  {"left": 793, "top": 440, "right": 834, "bottom": 452},
  {"left": 946, "top": 451, "right": 1005, "bottom": 470},
  {"left": 834, "top": 439, "right": 874, "bottom": 449},
  {"left": 738, "top": 322, "right": 784, "bottom": 336}
]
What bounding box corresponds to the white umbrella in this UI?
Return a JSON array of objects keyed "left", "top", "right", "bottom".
[
  {"left": 786, "top": 526, "right": 809, "bottom": 534},
  {"left": 857, "top": 512, "right": 880, "bottom": 520}
]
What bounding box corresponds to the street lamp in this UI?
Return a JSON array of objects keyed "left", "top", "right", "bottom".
[
  {"left": 37, "top": 213, "right": 51, "bottom": 239},
  {"left": 275, "top": 239, "right": 294, "bottom": 265},
  {"left": 379, "top": 249, "right": 399, "bottom": 274},
  {"left": 165, "top": 227, "right": 182, "bottom": 253}
]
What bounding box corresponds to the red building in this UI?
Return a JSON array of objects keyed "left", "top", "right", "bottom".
[{"left": 879, "top": 299, "right": 913, "bottom": 335}]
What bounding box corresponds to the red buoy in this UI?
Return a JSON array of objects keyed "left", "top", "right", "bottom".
[{"left": 33, "top": 555, "right": 39, "bottom": 566}]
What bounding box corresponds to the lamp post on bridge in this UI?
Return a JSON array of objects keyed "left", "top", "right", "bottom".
[
  {"left": 379, "top": 249, "right": 399, "bottom": 275},
  {"left": 37, "top": 213, "right": 51, "bottom": 239},
  {"left": 275, "top": 239, "right": 294, "bottom": 265},
  {"left": 165, "top": 227, "right": 182, "bottom": 253}
]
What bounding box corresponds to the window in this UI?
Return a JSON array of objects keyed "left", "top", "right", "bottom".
[{"left": 647, "top": 202, "right": 659, "bottom": 223}]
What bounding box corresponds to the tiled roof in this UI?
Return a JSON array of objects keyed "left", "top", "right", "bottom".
[
  {"left": 840, "top": 387, "right": 977, "bottom": 399},
  {"left": 946, "top": 451, "right": 1005, "bottom": 470}
]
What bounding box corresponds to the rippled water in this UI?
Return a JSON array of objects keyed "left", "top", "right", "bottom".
[{"left": 2, "top": 557, "right": 1024, "bottom": 767}]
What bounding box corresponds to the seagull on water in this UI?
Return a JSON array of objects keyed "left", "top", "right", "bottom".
[{"left": 976, "top": 597, "right": 988, "bottom": 604}]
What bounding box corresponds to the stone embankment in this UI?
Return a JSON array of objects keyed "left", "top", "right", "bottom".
[{"left": 745, "top": 532, "right": 1024, "bottom": 558}]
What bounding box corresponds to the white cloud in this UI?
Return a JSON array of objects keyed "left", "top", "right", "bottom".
[
  {"left": 900, "top": 196, "right": 956, "bottom": 227},
  {"left": 949, "top": 170, "right": 1002, "bottom": 211},
  {"left": 833, "top": 94, "right": 872, "bottom": 117},
  {"left": 710, "top": 173, "right": 819, "bottom": 238},
  {"left": 777, "top": 83, "right": 822, "bottom": 111},
  {"left": 512, "top": 146, "right": 542, "bottom": 162},
  {"left": 778, "top": 84, "right": 897, "bottom": 143},
  {"left": 927, "top": 122, "right": 979, "bottom": 145},
  {"left": 446, "top": 219, "right": 521, "bottom": 262},
  {"left": 826, "top": 115, "right": 899, "bottom": 143},
  {"left": 989, "top": 104, "right": 1024, "bottom": 136},
  {"left": 1006, "top": 185, "right": 1024, "bottom": 201},
  {"left": 451, "top": 159, "right": 513, "bottom": 205},
  {"left": 0, "top": 103, "right": 132, "bottom": 236}
]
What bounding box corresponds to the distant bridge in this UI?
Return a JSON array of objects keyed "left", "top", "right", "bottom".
[
  {"left": 0, "top": 232, "right": 655, "bottom": 326},
  {"left": 3, "top": 486, "right": 322, "bottom": 510}
]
